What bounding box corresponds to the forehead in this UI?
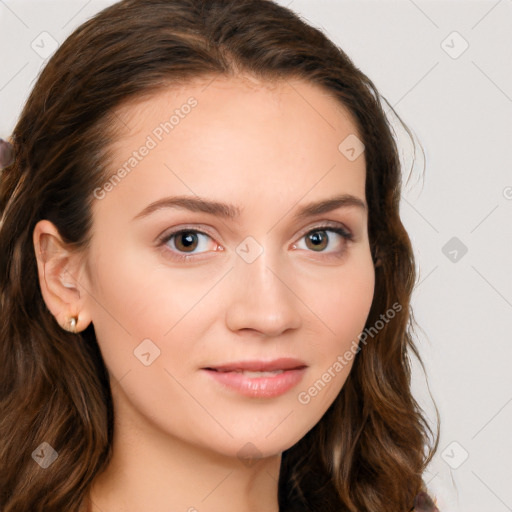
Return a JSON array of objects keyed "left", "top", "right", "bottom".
[
  {"left": 108, "top": 74, "right": 362, "bottom": 155},
  {"left": 97, "top": 75, "right": 366, "bottom": 221}
]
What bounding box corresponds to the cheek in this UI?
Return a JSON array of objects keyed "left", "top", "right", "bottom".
[
  {"left": 294, "top": 258, "right": 374, "bottom": 415},
  {"left": 84, "top": 242, "right": 219, "bottom": 371},
  {"left": 82, "top": 242, "right": 169, "bottom": 365},
  {"left": 313, "top": 257, "right": 375, "bottom": 346}
]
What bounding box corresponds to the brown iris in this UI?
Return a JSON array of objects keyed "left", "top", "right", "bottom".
[
  {"left": 174, "top": 231, "right": 199, "bottom": 253},
  {"left": 305, "top": 230, "right": 329, "bottom": 252}
]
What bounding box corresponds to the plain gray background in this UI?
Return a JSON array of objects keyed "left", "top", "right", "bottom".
[{"left": 1, "top": 1, "right": 511, "bottom": 511}]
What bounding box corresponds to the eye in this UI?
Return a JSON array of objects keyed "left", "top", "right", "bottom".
[
  {"left": 292, "top": 225, "right": 354, "bottom": 258},
  {"left": 157, "top": 223, "right": 354, "bottom": 263},
  {"left": 159, "top": 228, "right": 219, "bottom": 261}
]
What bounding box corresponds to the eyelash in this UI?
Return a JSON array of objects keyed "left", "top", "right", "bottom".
[{"left": 158, "top": 224, "right": 354, "bottom": 263}]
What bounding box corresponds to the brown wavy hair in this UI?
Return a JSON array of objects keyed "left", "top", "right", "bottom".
[{"left": 0, "top": 1, "right": 439, "bottom": 511}]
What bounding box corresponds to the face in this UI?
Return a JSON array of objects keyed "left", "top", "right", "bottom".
[{"left": 78, "top": 76, "right": 375, "bottom": 459}]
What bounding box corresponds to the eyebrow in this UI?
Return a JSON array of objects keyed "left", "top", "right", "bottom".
[{"left": 132, "top": 193, "right": 367, "bottom": 222}]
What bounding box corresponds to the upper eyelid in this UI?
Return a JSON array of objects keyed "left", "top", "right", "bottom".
[
  {"left": 160, "top": 221, "right": 352, "bottom": 242},
  {"left": 295, "top": 221, "right": 352, "bottom": 237}
]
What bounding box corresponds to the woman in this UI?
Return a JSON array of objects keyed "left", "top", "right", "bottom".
[{"left": 0, "top": 1, "right": 439, "bottom": 511}]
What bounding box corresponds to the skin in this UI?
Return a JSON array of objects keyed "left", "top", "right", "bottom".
[{"left": 33, "top": 75, "right": 375, "bottom": 512}]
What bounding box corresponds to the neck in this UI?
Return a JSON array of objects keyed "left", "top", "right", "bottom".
[{"left": 85, "top": 388, "right": 282, "bottom": 512}]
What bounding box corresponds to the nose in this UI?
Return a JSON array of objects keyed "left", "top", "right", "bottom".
[{"left": 224, "top": 246, "right": 302, "bottom": 337}]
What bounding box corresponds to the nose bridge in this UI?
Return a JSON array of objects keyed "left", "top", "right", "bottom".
[
  {"left": 236, "top": 232, "right": 289, "bottom": 291},
  {"left": 224, "top": 234, "right": 302, "bottom": 335}
]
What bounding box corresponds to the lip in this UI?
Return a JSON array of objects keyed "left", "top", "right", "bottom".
[
  {"left": 202, "top": 357, "right": 307, "bottom": 372},
  {"left": 202, "top": 367, "right": 307, "bottom": 398},
  {"left": 201, "top": 358, "right": 308, "bottom": 398}
]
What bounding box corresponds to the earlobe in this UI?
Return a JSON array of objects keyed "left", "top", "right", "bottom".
[{"left": 32, "top": 219, "right": 92, "bottom": 333}]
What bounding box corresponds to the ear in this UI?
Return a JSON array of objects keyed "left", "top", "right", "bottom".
[{"left": 32, "top": 219, "right": 92, "bottom": 333}]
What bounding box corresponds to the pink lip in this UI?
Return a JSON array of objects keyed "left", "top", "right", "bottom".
[
  {"left": 202, "top": 368, "right": 307, "bottom": 398},
  {"left": 203, "top": 357, "right": 307, "bottom": 372}
]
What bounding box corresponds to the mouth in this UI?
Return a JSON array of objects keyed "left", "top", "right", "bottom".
[
  {"left": 201, "top": 358, "right": 308, "bottom": 398},
  {"left": 202, "top": 357, "right": 308, "bottom": 373},
  {"left": 205, "top": 368, "right": 291, "bottom": 377}
]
